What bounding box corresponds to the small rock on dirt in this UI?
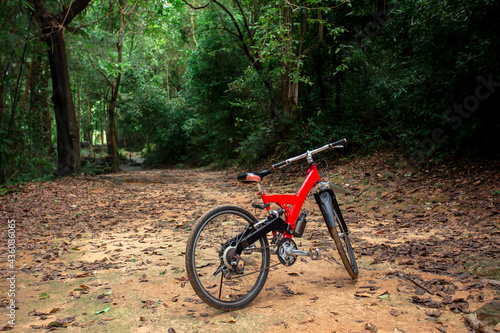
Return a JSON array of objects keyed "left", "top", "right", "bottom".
[{"left": 390, "top": 309, "right": 400, "bottom": 317}]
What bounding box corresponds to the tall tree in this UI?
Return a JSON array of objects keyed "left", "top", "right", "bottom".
[
  {"left": 105, "top": 0, "right": 136, "bottom": 172},
  {"left": 27, "top": 0, "right": 91, "bottom": 175},
  {"left": 184, "top": 1, "right": 341, "bottom": 132}
]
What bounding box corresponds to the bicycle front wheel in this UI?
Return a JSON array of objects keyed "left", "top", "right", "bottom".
[
  {"left": 185, "top": 206, "right": 270, "bottom": 310},
  {"left": 328, "top": 208, "right": 358, "bottom": 279}
]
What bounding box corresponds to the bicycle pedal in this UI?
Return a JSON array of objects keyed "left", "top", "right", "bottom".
[{"left": 309, "top": 248, "right": 321, "bottom": 260}]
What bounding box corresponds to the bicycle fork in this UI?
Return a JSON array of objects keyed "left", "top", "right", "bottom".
[{"left": 314, "top": 186, "right": 350, "bottom": 234}]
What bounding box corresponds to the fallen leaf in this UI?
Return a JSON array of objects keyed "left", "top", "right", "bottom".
[
  {"left": 39, "top": 293, "right": 50, "bottom": 300},
  {"left": 47, "top": 321, "right": 63, "bottom": 328},
  {"left": 95, "top": 306, "right": 111, "bottom": 315},
  {"left": 378, "top": 291, "right": 390, "bottom": 299},
  {"left": 0, "top": 324, "right": 14, "bottom": 331}
]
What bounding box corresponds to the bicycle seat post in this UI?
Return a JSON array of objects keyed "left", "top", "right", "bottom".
[{"left": 257, "top": 182, "right": 264, "bottom": 196}]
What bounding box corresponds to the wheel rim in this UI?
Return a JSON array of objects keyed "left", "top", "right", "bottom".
[{"left": 191, "top": 210, "right": 269, "bottom": 305}]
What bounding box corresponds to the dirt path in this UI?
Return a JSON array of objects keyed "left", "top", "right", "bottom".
[{"left": 1, "top": 155, "right": 499, "bottom": 332}]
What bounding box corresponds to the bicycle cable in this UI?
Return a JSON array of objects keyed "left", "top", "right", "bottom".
[{"left": 300, "top": 154, "right": 329, "bottom": 177}]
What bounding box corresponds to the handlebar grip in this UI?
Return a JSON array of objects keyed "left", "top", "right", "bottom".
[
  {"left": 330, "top": 138, "right": 347, "bottom": 147},
  {"left": 272, "top": 160, "right": 287, "bottom": 169}
]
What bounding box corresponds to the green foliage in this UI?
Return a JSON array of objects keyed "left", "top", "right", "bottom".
[
  {"left": 143, "top": 95, "right": 192, "bottom": 165},
  {"left": 3, "top": 0, "right": 500, "bottom": 184},
  {"left": 3, "top": 151, "right": 56, "bottom": 185},
  {"left": 182, "top": 25, "right": 252, "bottom": 165},
  {"left": 325, "top": 0, "right": 500, "bottom": 160}
]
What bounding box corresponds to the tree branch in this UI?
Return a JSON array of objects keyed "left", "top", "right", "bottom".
[
  {"left": 72, "top": 7, "right": 120, "bottom": 33},
  {"left": 87, "top": 53, "right": 114, "bottom": 90},
  {"left": 61, "top": 0, "right": 93, "bottom": 26},
  {"left": 233, "top": 0, "right": 254, "bottom": 46},
  {"left": 182, "top": 0, "right": 210, "bottom": 10},
  {"left": 212, "top": 0, "right": 256, "bottom": 65}
]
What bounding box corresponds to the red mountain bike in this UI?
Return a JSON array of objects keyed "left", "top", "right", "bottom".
[{"left": 185, "top": 139, "right": 358, "bottom": 310}]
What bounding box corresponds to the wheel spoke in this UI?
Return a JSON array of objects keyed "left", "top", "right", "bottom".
[
  {"left": 186, "top": 206, "right": 270, "bottom": 310},
  {"left": 218, "top": 271, "right": 223, "bottom": 299}
]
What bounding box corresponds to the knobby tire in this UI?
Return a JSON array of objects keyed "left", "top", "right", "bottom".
[
  {"left": 185, "top": 206, "right": 270, "bottom": 310},
  {"left": 328, "top": 209, "right": 358, "bottom": 279}
]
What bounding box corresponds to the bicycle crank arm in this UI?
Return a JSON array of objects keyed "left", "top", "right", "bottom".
[{"left": 286, "top": 248, "right": 321, "bottom": 260}]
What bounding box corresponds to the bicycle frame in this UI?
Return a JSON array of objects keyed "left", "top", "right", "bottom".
[
  {"left": 260, "top": 163, "right": 321, "bottom": 238},
  {"left": 185, "top": 138, "right": 357, "bottom": 312}
]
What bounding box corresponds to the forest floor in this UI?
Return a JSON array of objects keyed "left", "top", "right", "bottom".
[{"left": 1, "top": 153, "right": 499, "bottom": 332}]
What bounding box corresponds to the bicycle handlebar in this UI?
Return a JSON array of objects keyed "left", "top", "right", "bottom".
[{"left": 272, "top": 138, "right": 347, "bottom": 169}]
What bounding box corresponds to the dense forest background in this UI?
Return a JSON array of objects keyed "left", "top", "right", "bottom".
[{"left": 1, "top": 0, "right": 499, "bottom": 185}]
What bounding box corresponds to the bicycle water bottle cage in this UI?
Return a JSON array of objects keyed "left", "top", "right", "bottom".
[{"left": 237, "top": 170, "right": 272, "bottom": 183}]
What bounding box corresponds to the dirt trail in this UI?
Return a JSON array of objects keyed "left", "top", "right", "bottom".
[{"left": 1, "top": 155, "right": 499, "bottom": 332}]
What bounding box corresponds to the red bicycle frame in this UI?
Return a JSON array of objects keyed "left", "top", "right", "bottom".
[{"left": 260, "top": 163, "right": 321, "bottom": 238}]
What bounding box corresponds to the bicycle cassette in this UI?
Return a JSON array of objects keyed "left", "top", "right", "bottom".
[{"left": 277, "top": 238, "right": 297, "bottom": 266}]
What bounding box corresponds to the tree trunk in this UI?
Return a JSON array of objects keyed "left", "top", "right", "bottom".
[
  {"left": 29, "top": 54, "right": 41, "bottom": 150},
  {"left": 106, "top": 5, "right": 126, "bottom": 173},
  {"left": 281, "top": 5, "right": 298, "bottom": 118},
  {"left": 28, "top": 0, "right": 91, "bottom": 175},
  {"left": 47, "top": 29, "right": 80, "bottom": 175},
  {"left": 107, "top": 98, "right": 120, "bottom": 172},
  {"left": 101, "top": 106, "right": 105, "bottom": 156},
  {"left": 39, "top": 55, "right": 53, "bottom": 154}
]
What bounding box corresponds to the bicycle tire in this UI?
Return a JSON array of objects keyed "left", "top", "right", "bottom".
[
  {"left": 185, "top": 206, "right": 270, "bottom": 310},
  {"left": 328, "top": 208, "right": 358, "bottom": 279}
]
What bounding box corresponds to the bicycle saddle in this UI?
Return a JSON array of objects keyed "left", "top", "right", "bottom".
[{"left": 237, "top": 170, "right": 272, "bottom": 183}]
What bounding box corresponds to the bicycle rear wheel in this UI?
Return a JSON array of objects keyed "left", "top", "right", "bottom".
[
  {"left": 185, "top": 206, "right": 270, "bottom": 310},
  {"left": 328, "top": 208, "right": 358, "bottom": 279}
]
